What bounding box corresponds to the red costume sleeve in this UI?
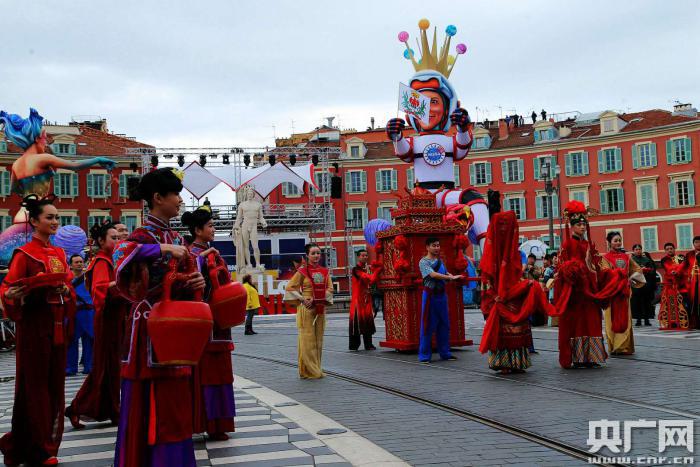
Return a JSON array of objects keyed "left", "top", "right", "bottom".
[
  {"left": 88, "top": 258, "right": 112, "bottom": 315},
  {"left": 0, "top": 250, "right": 30, "bottom": 321}
]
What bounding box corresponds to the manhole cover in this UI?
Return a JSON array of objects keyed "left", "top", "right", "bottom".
[{"left": 317, "top": 428, "right": 347, "bottom": 435}]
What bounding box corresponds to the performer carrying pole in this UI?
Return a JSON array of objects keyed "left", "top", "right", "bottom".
[
  {"left": 349, "top": 249, "right": 382, "bottom": 351},
  {"left": 0, "top": 195, "right": 74, "bottom": 466}
]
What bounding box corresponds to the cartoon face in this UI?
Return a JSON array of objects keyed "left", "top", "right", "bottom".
[{"left": 415, "top": 90, "right": 446, "bottom": 131}]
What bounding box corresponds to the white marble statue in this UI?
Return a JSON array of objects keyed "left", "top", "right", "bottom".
[{"left": 233, "top": 185, "right": 267, "bottom": 273}]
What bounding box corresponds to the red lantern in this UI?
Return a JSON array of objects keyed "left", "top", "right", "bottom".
[
  {"left": 148, "top": 257, "right": 213, "bottom": 365},
  {"left": 207, "top": 253, "right": 247, "bottom": 328}
]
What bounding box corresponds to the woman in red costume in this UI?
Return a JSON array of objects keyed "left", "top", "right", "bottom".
[
  {"left": 601, "top": 231, "right": 646, "bottom": 355},
  {"left": 66, "top": 220, "right": 125, "bottom": 428},
  {"left": 112, "top": 168, "right": 205, "bottom": 467},
  {"left": 659, "top": 242, "right": 690, "bottom": 330},
  {"left": 551, "top": 201, "right": 628, "bottom": 368},
  {"left": 181, "top": 207, "right": 236, "bottom": 441},
  {"left": 0, "top": 195, "right": 74, "bottom": 466},
  {"left": 479, "top": 211, "right": 554, "bottom": 373}
]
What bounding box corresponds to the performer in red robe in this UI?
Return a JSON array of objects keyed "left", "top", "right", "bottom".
[
  {"left": 680, "top": 236, "right": 700, "bottom": 329},
  {"left": 550, "top": 201, "right": 627, "bottom": 369},
  {"left": 659, "top": 242, "right": 689, "bottom": 330},
  {"left": 349, "top": 249, "right": 382, "bottom": 351},
  {"left": 0, "top": 195, "right": 74, "bottom": 466},
  {"left": 66, "top": 221, "right": 126, "bottom": 428},
  {"left": 479, "top": 211, "right": 554, "bottom": 373},
  {"left": 112, "top": 168, "right": 205, "bottom": 467},
  {"left": 181, "top": 208, "right": 236, "bottom": 441}
]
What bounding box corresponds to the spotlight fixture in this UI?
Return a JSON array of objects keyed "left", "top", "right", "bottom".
[
  {"left": 162, "top": 153, "right": 173, "bottom": 159},
  {"left": 199, "top": 154, "right": 207, "bottom": 167},
  {"left": 289, "top": 154, "right": 297, "bottom": 166},
  {"left": 311, "top": 154, "right": 319, "bottom": 166},
  {"left": 269, "top": 154, "right": 276, "bottom": 166},
  {"left": 209, "top": 153, "right": 218, "bottom": 159},
  {"left": 129, "top": 162, "right": 138, "bottom": 172},
  {"left": 150, "top": 155, "right": 158, "bottom": 167},
  {"left": 332, "top": 162, "right": 339, "bottom": 172},
  {"left": 222, "top": 154, "right": 230, "bottom": 164},
  {"left": 177, "top": 155, "right": 185, "bottom": 167},
  {"left": 243, "top": 154, "right": 251, "bottom": 167}
]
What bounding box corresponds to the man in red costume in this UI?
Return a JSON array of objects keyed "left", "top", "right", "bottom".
[
  {"left": 680, "top": 236, "right": 700, "bottom": 329},
  {"left": 550, "top": 201, "right": 628, "bottom": 369},
  {"left": 349, "top": 249, "right": 382, "bottom": 351},
  {"left": 479, "top": 211, "right": 554, "bottom": 373}
]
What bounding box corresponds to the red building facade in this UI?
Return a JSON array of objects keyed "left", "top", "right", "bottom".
[
  {"left": 0, "top": 120, "right": 150, "bottom": 234},
  {"left": 272, "top": 105, "right": 699, "bottom": 288}
]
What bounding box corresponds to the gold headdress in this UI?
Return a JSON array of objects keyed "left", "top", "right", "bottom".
[{"left": 398, "top": 19, "right": 467, "bottom": 78}]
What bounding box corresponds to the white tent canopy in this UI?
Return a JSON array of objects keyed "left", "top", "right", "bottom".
[{"left": 180, "top": 162, "right": 316, "bottom": 200}]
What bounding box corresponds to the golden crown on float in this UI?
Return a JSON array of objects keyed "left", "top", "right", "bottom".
[{"left": 398, "top": 18, "right": 468, "bottom": 78}]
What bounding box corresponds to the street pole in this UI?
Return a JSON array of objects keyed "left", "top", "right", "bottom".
[{"left": 543, "top": 162, "right": 555, "bottom": 250}]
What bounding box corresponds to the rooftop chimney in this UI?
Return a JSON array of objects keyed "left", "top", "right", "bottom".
[
  {"left": 672, "top": 103, "right": 698, "bottom": 118},
  {"left": 498, "top": 119, "right": 509, "bottom": 140},
  {"left": 326, "top": 116, "right": 335, "bottom": 127},
  {"left": 370, "top": 117, "right": 375, "bottom": 129}
]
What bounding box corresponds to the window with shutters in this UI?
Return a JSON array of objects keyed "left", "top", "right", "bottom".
[
  {"left": 534, "top": 155, "right": 558, "bottom": 180},
  {"left": 675, "top": 180, "right": 694, "bottom": 206},
  {"left": 677, "top": 224, "right": 693, "bottom": 250},
  {"left": 406, "top": 168, "right": 414, "bottom": 190},
  {"left": 641, "top": 226, "right": 658, "bottom": 252},
  {"left": 470, "top": 162, "right": 491, "bottom": 186},
  {"left": 346, "top": 171, "right": 365, "bottom": 193},
  {"left": 569, "top": 189, "right": 588, "bottom": 205},
  {"left": 1, "top": 215, "right": 12, "bottom": 231},
  {"left": 346, "top": 206, "right": 367, "bottom": 230},
  {"left": 599, "top": 148, "right": 621, "bottom": 173},
  {"left": 504, "top": 159, "right": 523, "bottom": 183},
  {"left": 323, "top": 247, "right": 337, "bottom": 269},
  {"left": 634, "top": 143, "right": 656, "bottom": 168},
  {"left": 540, "top": 234, "right": 561, "bottom": 249},
  {"left": 51, "top": 143, "right": 75, "bottom": 155},
  {"left": 54, "top": 172, "right": 79, "bottom": 198},
  {"left": 668, "top": 138, "right": 692, "bottom": 164},
  {"left": 0, "top": 141, "right": 7, "bottom": 153},
  {"left": 473, "top": 136, "right": 491, "bottom": 150},
  {"left": 59, "top": 215, "right": 80, "bottom": 227},
  {"left": 376, "top": 169, "right": 397, "bottom": 192},
  {"left": 88, "top": 215, "right": 108, "bottom": 228},
  {"left": 535, "top": 193, "right": 559, "bottom": 219},
  {"left": 0, "top": 170, "right": 11, "bottom": 196},
  {"left": 326, "top": 208, "right": 336, "bottom": 230},
  {"left": 87, "top": 173, "right": 110, "bottom": 198},
  {"left": 505, "top": 197, "right": 526, "bottom": 220},
  {"left": 281, "top": 182, "right": 300, "bottom": 197},
  {"left": 453, "top": 165, "right": 460, "bottom": 187},
  {"left": 566, "top": 151, "right": 589, "bottom": 176},
  {"left": 377, "top": 204, "right": 395, "bottom": 223},
  {"left": 600, "top": 187, "right": 624, "bottom": 213},
  {"left": 120, "top": 215, "right": 138, "bottom": 232},
  {"left": 119, "top": 174, "right": 140, "bottom": 198},
  {"left": 313, "top": 172, "right": 330, "bottom": 196},
  {"left": 637, "top": 183, "right": 657, "bottom": 211},
  {"left": 350, "top": 146, "right": 360, "bottom": 158}
]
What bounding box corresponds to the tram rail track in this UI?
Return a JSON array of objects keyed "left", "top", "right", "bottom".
[{"left": 235, "top": 351, "right": 630, "bottom": 467}]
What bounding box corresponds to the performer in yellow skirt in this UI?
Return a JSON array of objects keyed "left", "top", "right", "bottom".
[{"left": 284, "top": 243, "right": 333, "bottom": 379}]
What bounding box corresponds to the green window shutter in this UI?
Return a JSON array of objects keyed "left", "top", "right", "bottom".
[
  {"left": 406, "top": 168, "right": 414, "bottom": 189},
  {"left": 615, "top": 148, "right": 622, "bottom": 172},
  {"left": 597, "top": 150, "right": 604, "bottom": 173},
  {"left": 553, "top": 193, "right": 559, "bottom": 216},
  {"left": 501, "top": 160, "right": 508, "bottom": 182},
  {"left": 469, "top": 164, "right": 476, "bottom": 185},
  {"left": 53, "top": 173, "right": 60, "bottom": 196},
  {"left": 375, "top": 171, "right": 381, "bottom": 191},
  {"left": 534, "top": 158, "right": 541, "bottom": 179},
  {"left": 666, "top": 140, "right": 673, "bottom": 165},
  {"left": 517, "top": 160, "right": 524, "bottom": 181},
  {"left": 106, "top": 175, "right": 111, "bottom": 197},
  {"left": 120, "top": 174, "right": 127, "bottom": 197},
  {"left": 650, "top": 143, "right": 658, "bottom": 166},
  {"left": 71, "top": 173, "right": 79, "bottom": 196},
  {"left": 565, "top": 153, "right": 571, "bottom": 176},
  {"left": 87, "top": 174, "right": 94, "bottom": 197},
  {"left": 632, "top": 145, "right": 639, "bottom": 169},
  {"left": 362, "top": 208, "right": 368, "bottom": 228},
  {"left": 582, "top": 151, "right": 589, "bottom": 175},
  {"left": 685, "top": 137, "right": 692, "bottom": 162},
  {"left": 345, "top": 174, "right": 351, "bottom": 193},
  {"left": 453, "top": 165, "right": 460, "bottom": 186},
  {"left": 391, "top": 169, "right": 398, "bottom": 190},
  {"left": 360, "top": 171, "right": 367, "bottom": 192},
  {"left": 519, "top": 198, "right": 527, "bottom": 219},
  {"left": 669, "top": 182, "right": 677, "bottom": 208},
  {"left": 600, "top": 190, "right": 608, "bottom": 213},
  {"left": 1, "top": 171, "right": 10, "bottom": 195},
  {"left": 689, "top": 180, "right": 696, "bottom": 206},
  {"left": 536, "top": 197, "right": 543, "bottom": 218},
  {"left": 485, "top": 162, "right": 492, "bottom": 184},
  {"left": 617, "top": 188, "right": 624, "bottom": 212},
  {"left": 69, "top": 144, "right": 76, "bottom": 155}
]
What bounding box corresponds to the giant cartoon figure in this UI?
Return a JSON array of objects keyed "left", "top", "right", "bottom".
[
  {"left": 386, "top": 19, "right": 489, "bottom": 249},
  {"left": 0, "top": 108, "right": 115, "bottom": 265}
]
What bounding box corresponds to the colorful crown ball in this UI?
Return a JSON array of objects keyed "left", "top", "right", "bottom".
[
  {"left": 403, "top": 48, "right": 414, "bottom": 60},
  {"left": 418, "top": 18, "right": 430, "bottom": 30},
  {"left": 456, "top": 43, "right": 467, "bottom": 54},
  {"left": 398, "top": 31, "right": 409, "bottom": 43},
  {"left": 445, "top": 25, "right": 457, "bottom": 36}
]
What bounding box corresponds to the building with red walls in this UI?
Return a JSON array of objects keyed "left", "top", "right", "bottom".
[
  {"left": 271, "top": 104, "right": 699, "bottom": 290},
  {"left": 0, "top": 119, "right": 150, "bottom": 235}
]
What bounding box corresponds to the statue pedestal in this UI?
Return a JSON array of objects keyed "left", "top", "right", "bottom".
[{"left": 376, "top": 193, "right": 473, "bottom": 351}]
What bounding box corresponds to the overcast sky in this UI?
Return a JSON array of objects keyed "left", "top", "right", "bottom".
[{"left": 2, "top": 0, "right": 698, "bottom": 149}]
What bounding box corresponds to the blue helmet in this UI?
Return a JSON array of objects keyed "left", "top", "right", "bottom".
[{"left": 406, "top": 70, "right": 457, "bottom": 133}]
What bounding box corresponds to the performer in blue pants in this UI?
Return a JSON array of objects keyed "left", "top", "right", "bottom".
[
  {"left": 418, "top": 237, "right": 462, "bottom": 363},
  {"left": 66, "top": 254, "right": 94, "bottom": 376}
]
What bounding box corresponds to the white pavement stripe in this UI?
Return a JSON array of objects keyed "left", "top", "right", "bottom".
[
  {"left": 195, "top": 449, "right": 209, "bottom": 460},
  {"left": 235, "top": 423, "right": 286, "bottom": 433},
  {"left": 57, "top": 450, "right": 114, "bottom": 463},
  {"left": 63, "top": 426, "right": 118, "bottom": 437},
  {"left": 207, "top": 435, "right": 288, "bottom": 449},
  {"left": 232, "top": 414, "right": 270, "bottom": 422},
  {"left": 210, "top": 449, "right": 309, "bottom": 465},
  {"left": 61, "top": 436, "right": 115, "bottom": 448}
]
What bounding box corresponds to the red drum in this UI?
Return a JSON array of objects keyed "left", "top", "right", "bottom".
[
  {"left": 207, "top": 253, "right": 247, "bottom": 328},
  {"left": 148, "top": 257, "right": 213, "bottom": 365}
]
